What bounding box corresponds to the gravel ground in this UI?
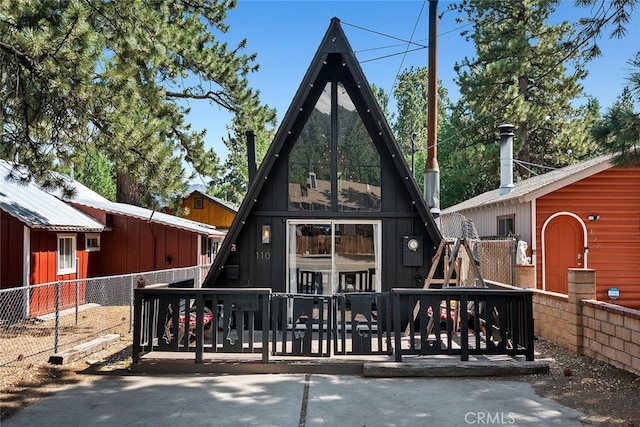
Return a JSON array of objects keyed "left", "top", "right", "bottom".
[
  {"left": 1, "top": 337, "right": 639, "bottom": 425},
  {"left": 511, "top": 339, "right": 639, "bottom": 426}
]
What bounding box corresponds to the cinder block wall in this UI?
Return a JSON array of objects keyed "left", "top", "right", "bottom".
[
  {"left": 581, "top": 300, "right": 640, "bottom": 375},
  {"left": 532, "top": 291, "right": 570, "bottom": 350},
  {"left": 530, "top": 269, "right": 640, "bottom": 376}
]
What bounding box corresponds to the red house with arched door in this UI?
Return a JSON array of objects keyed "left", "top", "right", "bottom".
[{"left": 442, "top": 154, "right": 640, "bottom": 309}]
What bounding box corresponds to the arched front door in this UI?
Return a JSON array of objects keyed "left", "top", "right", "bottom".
[{"left": 544, "top": 215, "right": 584, "bottom": 294}]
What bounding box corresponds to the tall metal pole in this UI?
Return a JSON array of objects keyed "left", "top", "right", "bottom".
[{"left": 425, "top": 0, "right": 440, "bottom": 225}]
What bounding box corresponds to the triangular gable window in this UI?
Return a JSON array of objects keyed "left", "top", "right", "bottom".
[{"left": 288, "top": 81, "right": 381, "bottom": 212}]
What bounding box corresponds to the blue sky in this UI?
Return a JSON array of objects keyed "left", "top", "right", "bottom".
[{"left": 182, "top": 0, "right": 640, "bottom": 164}]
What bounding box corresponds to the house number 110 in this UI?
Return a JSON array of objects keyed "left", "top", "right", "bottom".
[{"left": 256, "top": 251, "right": 271, "bottom": 260}]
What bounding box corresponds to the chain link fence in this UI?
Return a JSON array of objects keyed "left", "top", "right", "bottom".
[
  {"left": 0, "top": 265, "right": 210, "bottom": 378},
  {"left": 479, "top": 236, "right": 518, "bottom": 286},
  {"left": 441, "top": 212, "right": 522, "bottom": 287}
]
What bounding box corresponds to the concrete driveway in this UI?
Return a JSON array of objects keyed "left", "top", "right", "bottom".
[{"left": 2, "top": 373, "right": 587, "bottom": 426}]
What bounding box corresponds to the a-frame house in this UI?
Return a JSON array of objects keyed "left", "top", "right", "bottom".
[{"left": 203, "top": 18, "right": 442, "bottom": 294}]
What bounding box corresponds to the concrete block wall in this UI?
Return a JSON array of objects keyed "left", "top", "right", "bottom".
[
  {"left": 530, "top": 268, "right": 640, "bottom": 376},
  {"left": 532, "top": 291, "right": 570, "bottom": 349},
  {"left": 581, "top": 300, "right": 640, "bottom": 375}
]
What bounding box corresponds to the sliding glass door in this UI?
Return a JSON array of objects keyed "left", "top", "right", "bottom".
[{"left": 287, "top": 220, "right": 380, "bottom": 295}]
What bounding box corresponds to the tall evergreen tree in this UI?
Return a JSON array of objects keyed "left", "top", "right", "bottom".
[
  {"left": 72, "top": 148, "right": 117, "bottom": 201},
  {"left": 215, "top": 108, "right": 276, "bottom": 205},
  {"left": 591, "top": 87, "right": 640, "bottom": 167},
  {"left": 442, "top": 0, "right": 598, "bottom": 207},
  {"left": 392, "top": 67, "right": 450, "bottom": 188},
  {"left": 0, "top": 0, "right": 274, "bottom": 206}
]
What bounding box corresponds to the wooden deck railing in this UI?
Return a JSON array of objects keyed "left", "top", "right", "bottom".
[
  {"left": 132, "top": 286, "right": 534, "bottom": 363},
  {"left": 133, "top": 287, "right": 271, "bottom": 363},
  {"left": 392, "top": 287, "right": 535, "bottom": 361}
]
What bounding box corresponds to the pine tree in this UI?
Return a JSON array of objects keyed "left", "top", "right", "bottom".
[
  {"left": 448, "top": 0, "right": 598, "bottom": 191},
  {"left": 392, "top": 67, "right": 450, "bottom": 188},
  {"left": 216, "top": 108, "right": 276, "bottom": 205},
  {"left": 0, "top": 0, "right": 274, "bottom": 206},
  {"left": 591, "top": 87, "right": 640, "bottom": 167},
  {"left": 72, "top": 148, "right": 117, "bottom": 201}
]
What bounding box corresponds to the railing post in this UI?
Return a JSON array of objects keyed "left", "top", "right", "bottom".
[
  {"left": 393, "top": 291, "right": 402, "bottom": 362},
  {"left": 75, "top": 280, "right": 80, "bottom": 326},
  {"left": 195, "top": 293, "right": 204, "bottom": 363},
  {"left": 54, "top": 281, "right": 61, "bottom": 353},
  {"left": 460, "top": 294, "right": 469, "bottom": 361},
  {"left": 261, "top": 291, "right": 270, "bottom": 363},
  {"left": 129, "top": 276, "right": 134, "bottom": 334},
  {"left": 132, "top": 288, "right": 143, "bottom": 364},
  {"left": 524, "top": 292, "right": 535, "bottom": 361}
]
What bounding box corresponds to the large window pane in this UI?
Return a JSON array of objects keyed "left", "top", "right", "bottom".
[
  {"left": 337, "top": 82, "right": 381, "bottom": 212},
  {"left": 288, "top": 83, "right": 332, "bottom": 211},
  {"left": 288, "top": 221, "right": 380, "bottom": 295},
  {"left": 288, "top": 223, "right": 332, "bottom": 294},
  {"left": 334, "top": 223, "right": 376, "bottom": 292}
]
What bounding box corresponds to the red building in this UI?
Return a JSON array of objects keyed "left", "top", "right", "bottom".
[
  {"left": 64, "top": 180, "right": 224, "bottom": 276},
  {"left": 442, "top": 151, "right": 640, "bottom": 309},
  {"left": 0, "top": 161, "right": 223, "bottom": 317}
]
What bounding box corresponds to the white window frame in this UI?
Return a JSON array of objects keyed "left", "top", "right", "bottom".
[
  {"left": 85, "top": 233, "right": 101, "bottom": 252},
  {"left": 286, "top": 219, "right": 382, "bottom": 294},
  {"left": 58, "top": 234, "right": 77, "bottom": 275}
]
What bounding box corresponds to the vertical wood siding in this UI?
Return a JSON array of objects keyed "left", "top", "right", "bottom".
[
  {"left": 536, "top": 168, "right": 640, "bottom": 309},
  {"left": 1, "top": 212, "right": 25, "bottom": 288},
  {"left": 69, "top": 205, "right": 201, "bottom": 276}
]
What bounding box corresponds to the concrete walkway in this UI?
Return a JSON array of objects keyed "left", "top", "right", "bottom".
[{"left": 3, "top": 373, "right": 587, "bottom": 426}]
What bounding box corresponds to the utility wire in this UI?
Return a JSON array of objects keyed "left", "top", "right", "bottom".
[
  {"left": 426, "top": 1, "right": 628, "bottom": 152},
  {"left": 342, "top": 21, "right": 428, "bottom": 48},
  {"left": 389, "top": 0, "right": 428, "bottom": 96}
]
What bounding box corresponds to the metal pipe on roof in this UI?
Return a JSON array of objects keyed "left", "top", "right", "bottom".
[
  {"left": 425, "top": 0, "right": 440, "bottom": 225},
  {"left": 246, "top": 130, "right": 257, "bottom": 185},
  {"left": 499, "top": 124, "right": 516, "bottom": 195}
]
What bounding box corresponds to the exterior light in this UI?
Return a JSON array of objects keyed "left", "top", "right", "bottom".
[
  {"left": 261, "top": 224, "right": 271, "bottom": 244},
  {"left": 587, "top": 214, "right": 600, "bottom": 221}
]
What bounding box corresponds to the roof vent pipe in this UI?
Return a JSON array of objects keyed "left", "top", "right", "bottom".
[
  {"left": 499, "top": 124, "right": 515, "bottom": 195},
  {"left": 246, "top": 130, "right": 257, "bottom": 185}
]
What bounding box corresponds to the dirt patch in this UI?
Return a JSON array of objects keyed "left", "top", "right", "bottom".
[
  {"left": 508, "top": 339, "right": 640, "bottom": 426},
  {"left": 2, "top": 338, "right": 639, "bottom": 424}
]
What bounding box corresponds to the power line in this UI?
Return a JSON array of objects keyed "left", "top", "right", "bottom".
[
  {"left": 359, "top": 46, "right": 426, "bottom": 64},
  {"left": 428, "top": 2, "right": 630, "bottom": 152},
  {"left": 389, "top": 0, "right": 428, "bottom": 97},
  {"left": 342, "top": 21, "right": 428, "bottom": 49}
]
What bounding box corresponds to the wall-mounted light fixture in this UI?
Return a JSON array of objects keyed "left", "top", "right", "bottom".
[
  {"left": 165, "top": 255, "right": 173, "bottom": 265},
  {"left": 587, "top": 214, "right": 600, "bottom": 221},
  {"left": 261, "top": 224, "right": 271, "bottom": 244}
]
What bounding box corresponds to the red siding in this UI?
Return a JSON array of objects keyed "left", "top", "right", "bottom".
[
  {"left": 536, "top": 168, "right": 640, "bottom": 309},
  {"left": 70, "top": 204, "right": 202, "bottom": 276},
  {"left": 1, "top": 212, "right": 25, "bottom": 288}
]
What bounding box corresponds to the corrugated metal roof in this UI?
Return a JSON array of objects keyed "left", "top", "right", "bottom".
[
  {"left": 0, "top": 160, "right": 105, "bottom": 232},
  {"left": 60, "top": 177, "right": 224, "bottom": 238},
  {"left": 442, "top": 155, "right": 614, "bottom": 214}
]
